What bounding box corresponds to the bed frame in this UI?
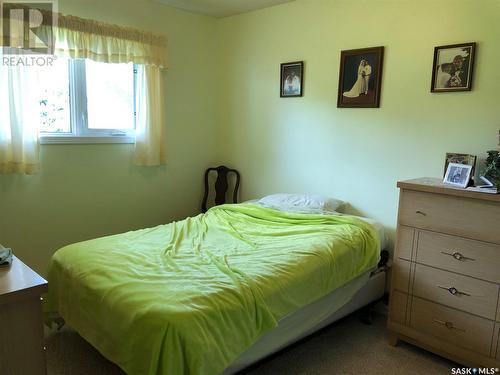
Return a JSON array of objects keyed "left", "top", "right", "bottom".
[{"left": 224, "top": 252, "right": 389, "bottom": 374}]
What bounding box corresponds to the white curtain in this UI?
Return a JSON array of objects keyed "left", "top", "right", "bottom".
[
  {"left": 0, "top": 63, "right": 40, "bottom": 175},
  {"left": 134, "top": 65, "right": 166, "bottom": 166}
]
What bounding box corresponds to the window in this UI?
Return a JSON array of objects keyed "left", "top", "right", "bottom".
[
  {"left": 38, "top": 58, "right": 71, "bottom": 134},
  {"left": 38, "top": 58, "right": 137, "bottom": 144}
]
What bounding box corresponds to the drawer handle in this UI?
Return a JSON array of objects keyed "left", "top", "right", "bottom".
[
  {"left": 432, "top": 318, "right": 466, "bottom": 332},
  {"left": 437, "top": 286, "right": 471, "bottom": 297},
  {"left": 415, "top": 210, "right": 427, "bottom": 216},
  {"left": 441, "top": 251, "right": 475, "bottom": 262}
]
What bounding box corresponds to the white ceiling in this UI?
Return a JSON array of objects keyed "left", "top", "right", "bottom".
[{"left": 156, "top": 0, "right": 295, "bottom": 18}]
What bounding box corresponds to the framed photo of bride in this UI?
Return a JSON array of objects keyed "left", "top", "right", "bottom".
[{"left": 337, "top": 46, "right": 384, "bottom": 108}]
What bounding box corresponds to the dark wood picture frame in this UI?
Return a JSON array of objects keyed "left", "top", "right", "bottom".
[
  {"left": 431, "top": 42, "right": 476, "bottom": 93},
  {"left": 280, "top": 61, "right": 304, "bottom": 98},
  {"left": 337, "top": 46, "right": 384, "bottom": 108}
]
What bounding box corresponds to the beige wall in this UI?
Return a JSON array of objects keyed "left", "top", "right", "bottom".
[
  {"left": 0, "top": 0, "right": 221, "bottom": 274},
  {"left": 216, "top": 0, "right": 500, "bottom": 250}
]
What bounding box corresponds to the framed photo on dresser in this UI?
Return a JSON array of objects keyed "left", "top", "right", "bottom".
[
  {"left": 443, "top": 162, "right": 473, "bottom": 188},
  {"left": 443, "top": 152, "right": 476, "bottom": 178}
]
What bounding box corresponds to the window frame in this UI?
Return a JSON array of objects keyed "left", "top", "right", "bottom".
[{"left": 39, "top": 59, "right": 138, "bottom": 145}]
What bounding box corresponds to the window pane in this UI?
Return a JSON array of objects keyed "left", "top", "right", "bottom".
[
  {"left": 85, "top": 60, "right": 135, "bottom": 130},
  {"left": 38, "top": 58, "right": 71, "bottom": 133}
]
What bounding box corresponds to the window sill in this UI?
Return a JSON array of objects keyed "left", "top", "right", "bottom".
[{"left": 40, "top": 135, "right": 136, "bottom": 145}]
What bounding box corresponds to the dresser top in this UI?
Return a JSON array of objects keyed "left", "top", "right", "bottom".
[
  {"left": 0, "top": 256, "right": 47, "bottom": 304},
  {"left": 398, "top": 177, "right": 500, "bottom": 202}
]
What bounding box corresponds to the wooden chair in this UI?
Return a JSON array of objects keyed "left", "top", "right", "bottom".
[{"left": 201, "top": 166, "right": 240, "bottom": 213}]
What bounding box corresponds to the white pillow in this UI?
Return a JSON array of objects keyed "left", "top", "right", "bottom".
[{"left": 258, "top": 193, "right": 345, "bottom": 213}]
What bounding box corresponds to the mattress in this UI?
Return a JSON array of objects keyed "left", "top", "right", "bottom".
[
  {"left": 45, "top": 203, "right": 381, "bottom": 375},
  {"left": 356, "top": 216, "right": 387, "bottom": 250}
]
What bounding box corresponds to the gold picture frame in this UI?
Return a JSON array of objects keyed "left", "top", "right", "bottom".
[{"left": 443, "top": 153, "right": 477, "bottom": 179}]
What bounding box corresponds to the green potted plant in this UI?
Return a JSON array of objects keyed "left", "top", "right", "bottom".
[{"left": 484, "top": 150, "right": 500, "bottom": 189}]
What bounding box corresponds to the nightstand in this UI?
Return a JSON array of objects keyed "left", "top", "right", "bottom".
[{"left": 0, "top": 256, "right": 48, "bottom": 375}]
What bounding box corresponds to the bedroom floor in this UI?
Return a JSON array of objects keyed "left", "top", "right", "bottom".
[{"left": 46, "top": 304, "right": 456, "bottom": 374}]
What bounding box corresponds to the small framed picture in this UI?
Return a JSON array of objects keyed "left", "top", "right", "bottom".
[
  {"left": 443, "top": 153, "right": 477, "bottom": 178},
  {"left": 280, "top": 61, "right": 304, "bottom": 98},
  {"left": 431, "top": 42, "right": 476, "bottom": 92},
  {"left": 337, "top": 46, "right": 384, "bottom": 108},
  {"left": 443, "top": 163, "right": 473, "bottom": 188}
]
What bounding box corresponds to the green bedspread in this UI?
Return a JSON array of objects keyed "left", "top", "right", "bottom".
[{"left": 45, "top": 203, "right": 380, "bottom": 375}]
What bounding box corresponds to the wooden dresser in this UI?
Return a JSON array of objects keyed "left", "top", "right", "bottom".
[
  {"left": 0, "top": 256, "right": 48, "bottom": 375},
  {"left": 388, "top": 178, "right": 500, "bottom": 367}
]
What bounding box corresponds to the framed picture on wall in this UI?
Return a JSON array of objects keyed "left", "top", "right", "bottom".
[
  {"left": 431, "top": 42, "right": 476, "bottom": 92},
  {"left": 280, "top": 61, "right": 304, "bottom": 97},
  {"left": 337, "top": 46, "right": 384, "bottom": 108}
]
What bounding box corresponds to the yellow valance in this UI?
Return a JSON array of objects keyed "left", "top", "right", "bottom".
[{"left": 41, "top": 13, "right": 168, "bottom": 67}]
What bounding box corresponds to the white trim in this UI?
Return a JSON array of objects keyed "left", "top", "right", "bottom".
[
  {"left": 69, "top": 59, "right": 87, "bottom": 136},
  {"left": 40, "top": 135, "right": 135, "bottom": 145}
]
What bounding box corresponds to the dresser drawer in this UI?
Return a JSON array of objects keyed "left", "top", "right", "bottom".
[
  {"left": 413, "top": 264, "right": 499, "bottom": 320},
  {"left": 416, "top": 230, "right": 500, "bottom": 283},
  {"left": 410, "top": 297, "right": 494, "bottom": 356},
  {"left": 399, "top": 190, "right": 500, "bottom": 244}
]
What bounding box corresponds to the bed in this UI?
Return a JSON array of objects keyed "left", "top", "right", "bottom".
[{"left": 45, "top": 201, "right": 386, "bottom": 375}]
